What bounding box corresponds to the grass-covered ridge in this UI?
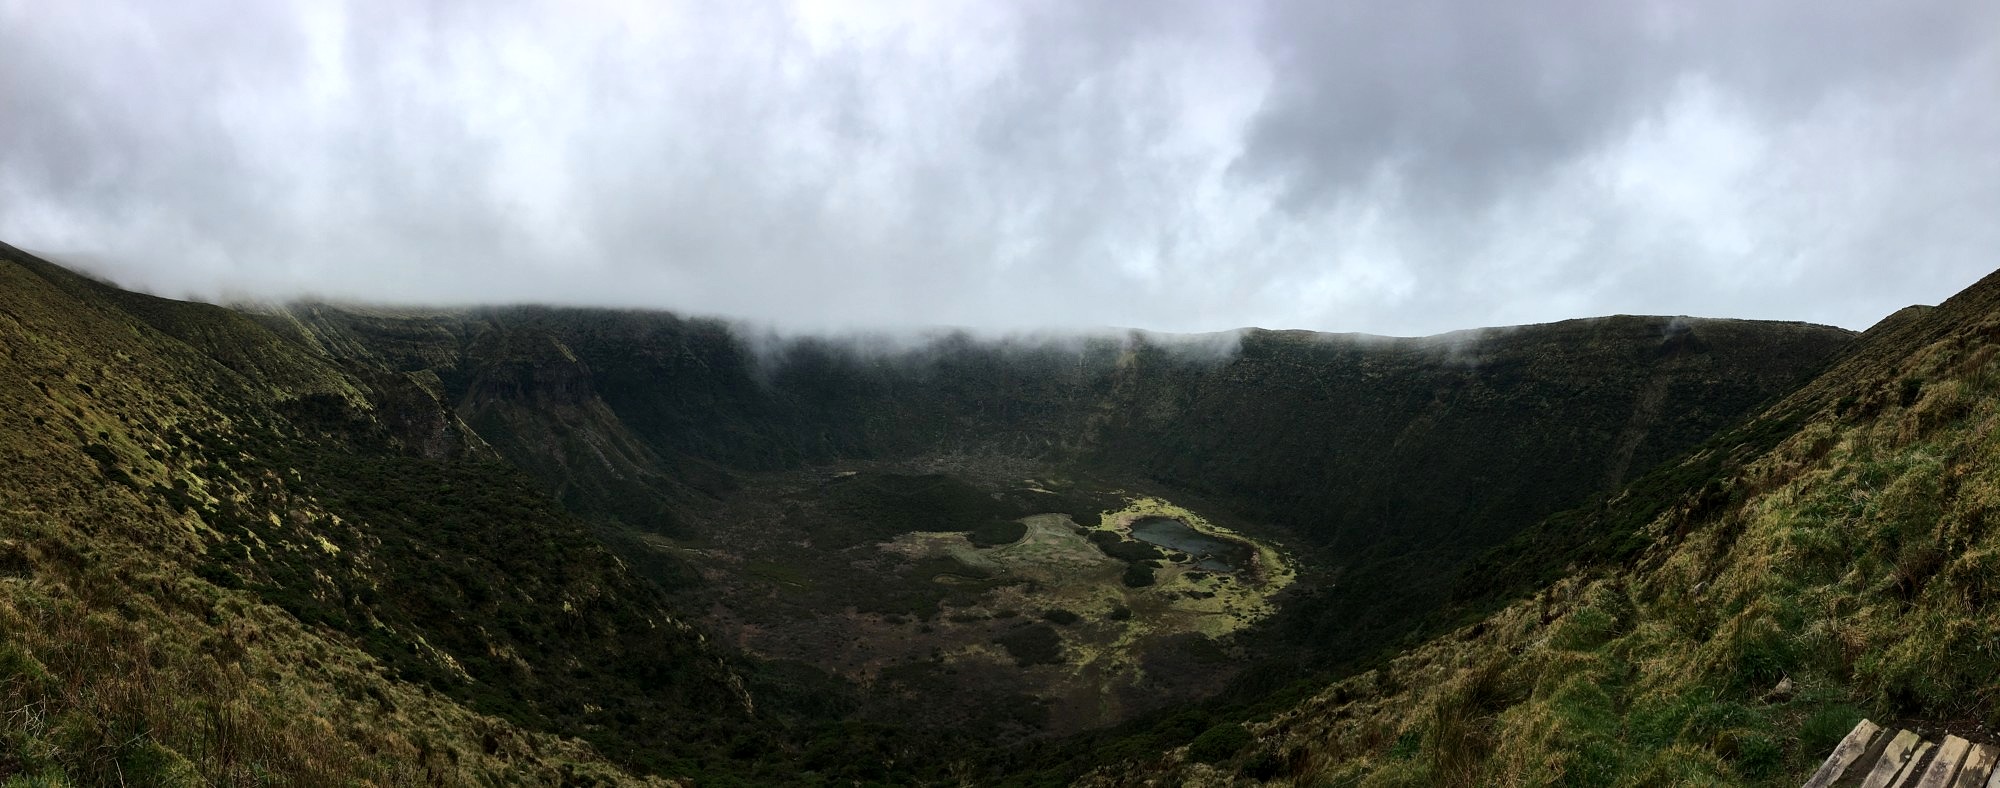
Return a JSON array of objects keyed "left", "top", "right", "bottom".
[
  {"left": 1088, "top": 271, "right": 2000, "bottom": 786},
  {"left": 0, "top": 239, "right": 1877, "bottom": 784}
]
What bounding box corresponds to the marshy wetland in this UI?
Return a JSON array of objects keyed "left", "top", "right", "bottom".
[{"left": 662, "top": 461, "right": 1293, "bottom": 735}]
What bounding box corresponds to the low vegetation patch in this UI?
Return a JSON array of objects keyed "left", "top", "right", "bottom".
[
  {"left": 804, "top": 472, "right": 1030, "bottom": 548},
  {"left": 994, "top": 624, "right": 1066, "bottom": 667},
  {"left": 969, "top": 519, "right": 1029, "bottom": 547}
]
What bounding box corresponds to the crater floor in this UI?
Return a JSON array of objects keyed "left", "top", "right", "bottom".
[{"left": 651, "top": 458, "right": 1293, "bottom": 736}]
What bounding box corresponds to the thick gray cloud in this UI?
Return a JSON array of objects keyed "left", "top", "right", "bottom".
[{"left": 1, "top": 0, "right": 1995, "bottom": 336}]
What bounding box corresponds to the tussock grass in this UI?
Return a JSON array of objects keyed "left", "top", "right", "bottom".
[{"left": 0, "top": 509, "right": 671, "bottom": 786}]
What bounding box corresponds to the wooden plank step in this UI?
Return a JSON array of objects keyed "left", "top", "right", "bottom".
[
  {"left": 1807, "top": 719, "right": 1885, "bottom": 788},
  {"left": 1971, "top": 743, "right": 2000, "bottom": 787},
  {"left": 1913, "top": 735, "right": 1971, "bottom": 788},
  {"left": 1892, "top": 741, "right": 1938, "bottom": 788},
  {"left": 1803, "top": 721, "right": 2000, "bottom": 788},
  {"left": 1953, "top": 743, "right": 1999, "bottom": 788},
  {"left": 1835, "top": 724, "right": 1907, "bottom": 788},
  {"left": 1861, "top": 730, "right": 1927, "bottom": 788}
]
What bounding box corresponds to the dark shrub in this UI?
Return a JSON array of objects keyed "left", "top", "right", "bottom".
[
  {"left": 994, "top": 625, "right": 1064, "bottom": 666},
  {"left": 1188, "top": 723, "right": 1252, "bottom": 764},
  {"left": 969, "top": 520, "right": 1028, "bottom": 547},
  {"left": 1041, "top": 609, "right": 1080, "bottom": 626}
]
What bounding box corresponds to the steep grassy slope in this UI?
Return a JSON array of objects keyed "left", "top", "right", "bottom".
[
  {"left": 0, "top": 245, "right": 812, "bottom": 784},
  {"left": 1090, "top": 271, "right": 2000, "bottom": 786},
  {"left": 1091, "top": 319, "right": 1854, "bottom": 674}
]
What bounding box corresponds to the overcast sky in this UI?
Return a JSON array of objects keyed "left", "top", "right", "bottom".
[{"left": 3, "top": 1, "right": 1996, "bottom": 336}]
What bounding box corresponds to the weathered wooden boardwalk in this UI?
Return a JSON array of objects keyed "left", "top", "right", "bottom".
[{"left": 1804, "top": 720, "right": 2000, "bottom": 788}]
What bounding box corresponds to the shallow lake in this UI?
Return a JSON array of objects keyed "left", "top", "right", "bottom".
[{"left": 1128, "top": 516, "right": 1252, "bottom": 572}]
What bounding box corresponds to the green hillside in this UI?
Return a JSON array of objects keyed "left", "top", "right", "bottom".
[
  {"left": 0, "top": 248, "right": 700, "bottom": 784},
  {"left": 0, "top": 238, "right": 1891, "bottom": 785},
  {"left": 1082, "top": 273, "right": 2000, "bottom": 784}
]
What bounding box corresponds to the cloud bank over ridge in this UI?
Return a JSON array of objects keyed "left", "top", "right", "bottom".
[{"left": 2, "top": 0, "right": 1995, "bottom": 335}]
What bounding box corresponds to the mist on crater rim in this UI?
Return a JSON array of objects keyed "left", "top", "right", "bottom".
[{"left": 2, "top": 0, "right": 1995, "bottom": 336}]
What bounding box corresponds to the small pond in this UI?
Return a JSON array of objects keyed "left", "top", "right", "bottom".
[{"left": 1128, "top": 516, "right": 1253, "bottom": 572}]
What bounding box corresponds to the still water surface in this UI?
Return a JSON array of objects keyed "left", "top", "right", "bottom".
[{"left": 1128, "top": 516, "right": 1251, "bottom": 572}]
